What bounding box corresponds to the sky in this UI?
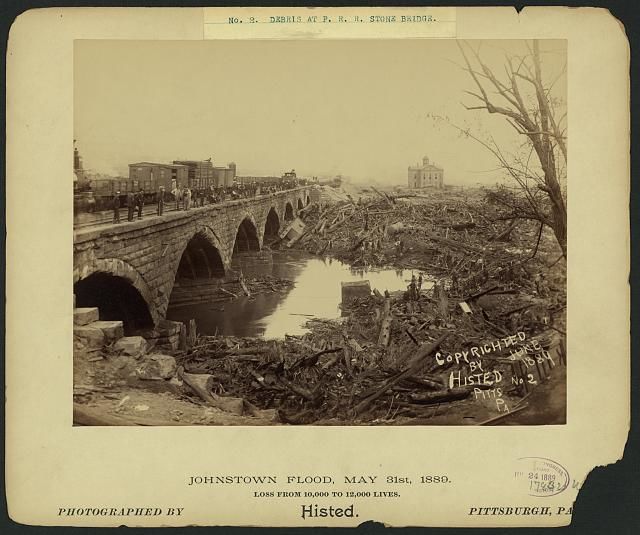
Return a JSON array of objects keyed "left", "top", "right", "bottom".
[{"left": 74, "top": 39, "right": 566, "bottom": 186}]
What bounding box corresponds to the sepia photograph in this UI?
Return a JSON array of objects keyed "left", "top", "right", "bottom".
[
  {"left": 71, "top": 38, "right": 568, "bottom": 426},
  {"left": 7, "top": 5, "right": 632, "bottom": 528}
]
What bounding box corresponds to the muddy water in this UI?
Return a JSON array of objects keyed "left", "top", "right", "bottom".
[{"left": 167, "top": 250, "right": 431, "bottom": 339}]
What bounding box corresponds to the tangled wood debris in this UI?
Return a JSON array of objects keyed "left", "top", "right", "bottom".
[
  {"left": 74, "top": 187, "right": 566, "bottom": 426},
  {"left": 165, "top": 190, "right": 566, "bottom": 425}
]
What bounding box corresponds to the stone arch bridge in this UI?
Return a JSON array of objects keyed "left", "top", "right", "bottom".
[{"left": 73, "top": 187, "right": 314, "bottom": 330}]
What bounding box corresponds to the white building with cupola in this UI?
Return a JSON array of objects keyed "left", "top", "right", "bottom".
[{"left": 408, "top": 155, "right": 444, "bottom": 189}]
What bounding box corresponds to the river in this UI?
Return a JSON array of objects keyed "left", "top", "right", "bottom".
[{"left": 167, "top": 250, "right": 431, "bottom": 339}]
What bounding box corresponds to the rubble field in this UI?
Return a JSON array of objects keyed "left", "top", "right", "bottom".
[{"left": 74, "top": 187, "right": 566, "bottom": 426}]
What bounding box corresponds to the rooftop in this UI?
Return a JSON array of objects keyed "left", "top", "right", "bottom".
[
  {"left": 409, "top": 163, "right": 443, "bottom": 171},
  {"left": 129, "top": 162, "right": 188, "bottom": 168},
  {"left": 173, "top": 160, "right": 214, "bottom": 166}
]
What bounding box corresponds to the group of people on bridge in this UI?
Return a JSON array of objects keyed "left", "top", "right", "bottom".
[
  {"left": 111, "top": 179, "right": 307, "bottom": 224},
  {"left": 111, "top": 189, "right": 146, "bottom": 224}
]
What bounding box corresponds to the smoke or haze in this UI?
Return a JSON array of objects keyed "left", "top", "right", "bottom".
[{"left": 75, "top": 39, "right": 566, "bottom": 186}]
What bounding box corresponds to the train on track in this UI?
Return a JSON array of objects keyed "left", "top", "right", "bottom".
[
  {"left": 73, "top": 144, "right": 308, "bottom": 215},
  {"left": 73, "top": 171, "right": 306, "bottom": 214},
  {"left": 74, "top": 177, "right": 172, "bottom": 214}
]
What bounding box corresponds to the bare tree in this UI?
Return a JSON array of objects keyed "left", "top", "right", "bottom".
[{"left": 457, "top": 40, "right": 567, "bottom": 257}]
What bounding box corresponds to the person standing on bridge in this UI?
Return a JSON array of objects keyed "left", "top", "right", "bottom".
[
  {"left": 136, "top": 188, "right": 144, "bottom": 220},
  {"left": 157, "top": 185, "right": 165, "bottom": 216},
  {"left": 184, "top": 187, "right": 192, "bottom": 211},
  {"left": 112, "top": 191, "right": 121, "bottom": 224},
  {"left": 126, "top": 191, "right": 136, "bottom": 222},
  {"left": 173, "top": 184, "right": 182, "bottom": 210}
]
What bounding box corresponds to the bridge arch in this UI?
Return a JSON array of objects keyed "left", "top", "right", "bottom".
[
  {"left": 264, "top": 207, "right": 280, "bottom": 241},
  {"left": 73, "top": 259, "right": 155, "bottom": 332},
  {"left": 175, "top": 227, "right": 226, "bottom": 280},
  {"left": 297, "top": 198, "right": 304, "bottom": 211},
  {"left": 284, "top": 202, "right": 294, "bottom": 222},
  {"left": 305, "top": 194, "right": 311, "bottom": 205},
  {"left": 233, "top": 215, "right": 260, "bottom": 254}
]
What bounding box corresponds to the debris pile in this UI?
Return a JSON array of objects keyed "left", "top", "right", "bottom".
[
  {"left": 293, "top": 188, "right": 565, "bottom": 299},
  {"left": 169, "top": 188, "right": 566, "bottom": 425},
  {"left": 177, "top": 275, "right": 564, "bottom": 424},
  {"left": 74, "top": 187, "right": 566, "bottom": 426}
]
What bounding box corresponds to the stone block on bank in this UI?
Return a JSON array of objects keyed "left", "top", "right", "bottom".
[
  {"left": 136, "top": 354, "right": 177, "bottom": 381},
  {"left": 135, "top": 320, "right": 183, "bottom": 341},
  {"left": 114, "top": 336, "right": 147, "bottom": 357},
  {"left": 73, "top": 307, "right": 99, "bottom": 326},
  {"left": 91, "top": 320, "right": 124, "bottom": 343},
  {"left": 211, "top": 393, "right": 244, "bottom": 415},
  {"left": 74, "top": 324, "right": 105, "bottom": 348},
  {"left": 157, "top": 319, "right": 182, "bottom": 337}
]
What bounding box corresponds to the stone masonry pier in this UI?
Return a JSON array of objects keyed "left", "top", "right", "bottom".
[{"left": 73, "top": 187, "right": 314, "bottom": 327}]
